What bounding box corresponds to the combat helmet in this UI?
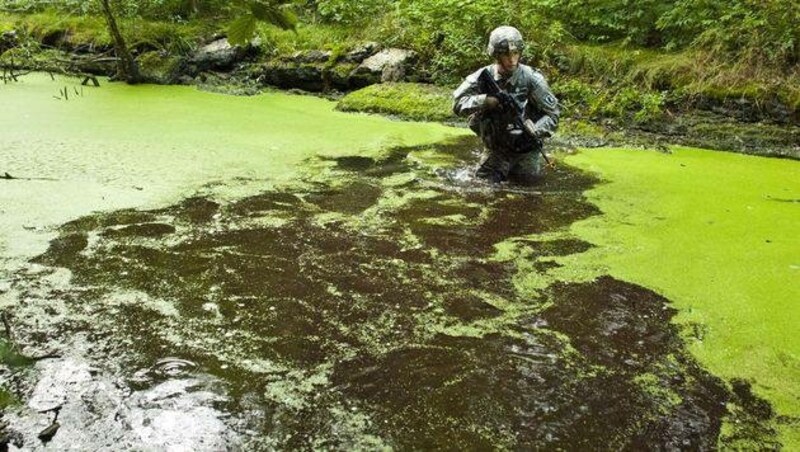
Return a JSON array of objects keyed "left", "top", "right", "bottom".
[{"left": 486, "top": 26, "right": 524, "bottom": 56}]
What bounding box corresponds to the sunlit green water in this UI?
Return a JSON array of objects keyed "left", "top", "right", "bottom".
[
  {"left": 564, "top": 148, "right": 800, "bottom": 447},
  {"left": 0, "top": 73, "right": 465, "bottom": 259}
]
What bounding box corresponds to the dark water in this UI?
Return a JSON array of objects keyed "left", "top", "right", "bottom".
[{"left": 1, "top": 137, "right": 777, "bottom": 449}]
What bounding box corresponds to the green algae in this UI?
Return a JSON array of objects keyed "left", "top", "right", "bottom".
[
  {"left": 0, "top": 73, "right": 465, "bottom": 259},
  {"left": 16, "top": 139, "right": 741, "bottom": 448},
  {"left": 2, "top": 74, "right": 787, "bottom": 448},
  {"left": 563, "top": 147, "right": 800, "bottom": 447},
  {"left": 1, "top": 74, "right": 461, "bottom": 166}
]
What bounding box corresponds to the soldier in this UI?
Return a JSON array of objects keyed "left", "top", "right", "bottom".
[{"left": 453, "top": 26, "right": 560, "bottom": 184}]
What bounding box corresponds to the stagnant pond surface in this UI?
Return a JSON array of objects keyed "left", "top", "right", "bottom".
[{"left": 0, "top": 76, "right": 781, "bottom": 449}]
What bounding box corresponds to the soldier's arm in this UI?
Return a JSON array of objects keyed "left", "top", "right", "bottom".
[
  {"left": 528, "top": 71, "right": 560, "bottom": 138},
  {"left": 453, "top": 70, "right": 489, "bottom": 116}
]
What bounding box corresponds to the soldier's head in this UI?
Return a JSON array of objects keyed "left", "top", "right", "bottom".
[{"left": 487, "top": 26, "right": 524, "bottom": 73}]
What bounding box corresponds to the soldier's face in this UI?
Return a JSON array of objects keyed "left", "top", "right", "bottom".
[{"left": 496, "top": 50, "right": 520, "bottom": 74}]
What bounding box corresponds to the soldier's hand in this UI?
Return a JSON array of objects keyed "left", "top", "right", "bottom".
[
  {"left": 484, "top": 95, "right": 501, "bottom": 110},
  {"left": 523, "top": 118, "right": 538, "bottom": 136}
]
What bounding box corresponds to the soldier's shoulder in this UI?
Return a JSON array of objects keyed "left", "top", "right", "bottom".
[
  {"left": 519, "top": 64, "right": 548, "bottom": 84},
  {"left": 465, "top": 65, "right": 493, "bottom": 82}
]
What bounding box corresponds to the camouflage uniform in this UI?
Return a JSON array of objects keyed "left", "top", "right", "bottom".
[{"left": 453, "top": 30, "right": 560, "bottom": 183}]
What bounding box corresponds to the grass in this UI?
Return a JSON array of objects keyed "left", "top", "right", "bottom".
[
  {"left": 11, "top": 10, "right": 111, "bottom": 47},
  {"left": 560, "top": 42, "right": 800, "bottom": 118},
  {"left": 0, "top": 10, "right": 211, "bottom": 53},
  {"left": 253, "top": 22, "right": 365, "bottom": 57}
]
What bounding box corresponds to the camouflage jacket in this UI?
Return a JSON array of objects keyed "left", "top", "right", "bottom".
[{"left": 453, "top": 64, "right": 560, "bottom": 152}]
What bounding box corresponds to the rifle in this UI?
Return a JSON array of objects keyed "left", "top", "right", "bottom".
[{"left": 477, "top": 68, "right": 552, "bottom": 166}]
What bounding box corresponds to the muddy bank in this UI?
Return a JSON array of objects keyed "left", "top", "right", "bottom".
[
  {"left": 554, "top": 113, "right": 800, "bottom": 160},
  {"left": 1, "top": 136, "right": 777, "bottom": 449}
]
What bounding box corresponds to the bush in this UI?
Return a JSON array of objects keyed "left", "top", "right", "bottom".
[
  {"left": 553, "top": 78, "right": 666, "bottom": 123},
  {"left": 366, "top": 0, "right": 569, "bottom": 84},
  {"left": 658, "top": 0, "right": 799, "bottom": 67},
  {"left": 534, "top": 0, "right": 672, "bottom": 47},
  {"left": 312, "top": 0, "right": 391, "bottom": 26}
]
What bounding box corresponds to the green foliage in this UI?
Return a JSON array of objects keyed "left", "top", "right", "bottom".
[
  {"left": 337, "top": 82, "right": 454, "bottom": 121},
  {"left": 0, "top": 339, "right": 35, "bottom": 369},
  {"left": 254, "top": 21, "right": 354, "bottom": 55},
  {"left": 557, "top": 118, "right": 610, "bottom": 139},
  {"left": 658, "top": 0, "right": 799, "bottom": 66},
  {"left": 313, "top": 0, "right": 390, "bottom": 26},
  {"left": 2, "top": 0, "right": 237, "bottom": 20},
  {"left": 369, "top": 0, "right": 566, "bottom": 84},
  {"left": 1, "top": 11, "right": 208, "bottom": 54},
  {"left": 535, "top": 0, "right": 671, "bottom": 46},
  {"left": 0, "top": 340, "right": 26, "bottom": 409},
  {"left": 0, "top": 387, "right": 14, "bottom": 409},
  {"left": 0, "top": 12, "right": 15, "bottom": 31},
  {"left": 228, "top": 15, "right": 257, "bottom": 46},
  {"left": 553, "top": 77, "right": 666, "bottom": 123},
  {"left": 15, "top": 10, "right": 111, "bottom": 46},
  {"left": 227, "top": 1, "right": 297, "bottom": 46},
  {"left": 122, "top": 18, "right": 206, "bottom": 54},
  {"left": 552, "top": 78, "right": 595, "bottom": 110}
]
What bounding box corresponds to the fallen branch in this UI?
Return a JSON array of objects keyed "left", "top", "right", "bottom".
[
  {"left": 1, "top": 311, "right": 13, "bottom": 340},
  {"left": 1, "top": 172, "right": 58, "bottom": 181}
]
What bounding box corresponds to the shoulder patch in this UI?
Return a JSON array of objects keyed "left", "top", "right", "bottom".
[{"left": 543, "top": 93, "right": 558, "bottom": 108}]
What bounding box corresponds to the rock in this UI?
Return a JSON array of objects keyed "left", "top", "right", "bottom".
[
  {"left": 259, "top": 62, "right": 326, "bottom": 91},
  {"left": 0, "top": 30, "right": 18, "bottom": 54},
  {"left": 177, "top": 75, "right": 195, "bottom": 85},
  {"left": 381, "top": 63, "right": 406, "bottom": 83},
  {"left": 0, "top": 427, "right": 24, "bottom": 449},
  {"left": 28, "top": 358, "right": 94, "bottom": 413},
  {"left": 256, "top": 61, "right": 356, "bottom": 92},
  {"left": 350, "top": 48, "right": 417, "bottom": 87},
  {"left": 290, "top": 50, "right": 332, "bottom": 64},
  {"left": 137, "top": 51, "right": 185, "bottom": 85},
  {"left": 342, "top": 42, "right": 381, "bottom": 63},
  {"left": 188, "top": 38, "right": 246, "bottom": 73},
  {"left": 328, "top": 63, "right": 359, "bottom": 91}
]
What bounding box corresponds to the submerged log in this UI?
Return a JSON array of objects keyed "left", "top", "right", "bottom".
[
  {"left": 37, "top": 421, "right": 60, "bottom": 443},
  {"left": 82, "top": 75, "right": 100, "bottom": 86}
]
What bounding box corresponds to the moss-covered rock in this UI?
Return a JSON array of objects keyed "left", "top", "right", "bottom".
[
  {"left": 137, "top": 50, "right": 184, "bottom": 84},
  {"left": 259, "top": 61, "right": 326, "bottom": 91},
  {"left": 337, "top": 82, "right": 454, "bottom": 122},
  {"left": 256, "top": 60, "right": 359, "bottom": 92}
]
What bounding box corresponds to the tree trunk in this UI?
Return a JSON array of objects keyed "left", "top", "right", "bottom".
[{"left": 98, "top": 0, "right": 141, "bottom": 84}]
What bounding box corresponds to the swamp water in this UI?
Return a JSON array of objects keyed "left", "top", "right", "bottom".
[{"left": 0, "top": 75, "right": 795, "bottom": 449}]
